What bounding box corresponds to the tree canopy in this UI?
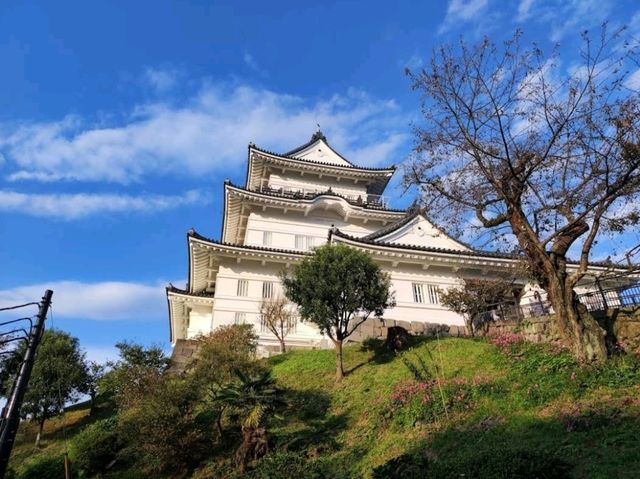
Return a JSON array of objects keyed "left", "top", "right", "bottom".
[
  {"left": 1, "top": 329, "right": 88, "bottom": 447},
  {"left": 282, "top": 242, "right": 394, "bottom": 380}
]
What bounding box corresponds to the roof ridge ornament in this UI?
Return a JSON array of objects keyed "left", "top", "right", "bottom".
[{"left": 310, "top": 124, "right": 327, "bottom": 143}]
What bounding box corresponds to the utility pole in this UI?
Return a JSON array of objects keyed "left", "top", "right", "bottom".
[{"left": 0, "top": 289, "right": 52, "bottom": 478}]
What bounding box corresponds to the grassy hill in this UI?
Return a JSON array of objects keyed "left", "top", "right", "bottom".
[{"left": 9, "top": 335, "right": 640, "bottom": 478}]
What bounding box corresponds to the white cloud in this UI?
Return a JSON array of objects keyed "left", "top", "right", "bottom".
[
  {"left": 0, "top": 280, "right": 168, "bottom": 321},
  {"left": 144, "top": 67, "right": 178, "bottom": 93},
  {"left": 243, "top": 52, "right": 266, "bottom": 76},
  {"left": 517, "top": 0, "right": 614, "bottom": 42},
  {"left": 516, "top": 0, "right": 535, "bottom": 21},
  {"left": 625, "top": 68, "right": 640, "bottom": 90},
  {"left": 438, "top": 0, "right": 489, "bottom": 34},
  {"left": 83, "top": 346, "right": 120, "bottom": 364},
  {"left": 0, "top": 189, "right": 206, "bottom": 219},
  {"left": 0, "top": 83, "right": 408, "bottom": 184}
]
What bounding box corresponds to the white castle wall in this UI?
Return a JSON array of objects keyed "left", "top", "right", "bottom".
[
  {"left": 183, "top": 255, "right": 476, "bottom": 342},
  {"left": 244, "top": 209, "right": 389, "bottom": 250},
  {"left": 267, "top": 172, "right": 369, "bottom": 200}
]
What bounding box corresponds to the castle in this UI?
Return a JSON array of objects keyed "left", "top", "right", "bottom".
[{"left": 166, "top": 130, "right": 616, "bottom": 351}]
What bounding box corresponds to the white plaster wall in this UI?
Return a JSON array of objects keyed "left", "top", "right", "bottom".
[
  {"left": 211, "top": 258, "right": 472, "bottom": 339},
  {"left": 211, "top": 259, "right": 323, "bottom": 340},
  {"left": 268, "top": 172, "right": 369, "bottom": 199},
  {"left": 186, "top": 306, "right": 213, "bottom": 338},
  {"left": 383, "top": 267, "right": 467, "bottom": 326},
  {"left": 381, "top": 217, "right": 470, "bottom": 251},
  {"left": 244, "top": 210, "right": 388, "bottom": 250}
]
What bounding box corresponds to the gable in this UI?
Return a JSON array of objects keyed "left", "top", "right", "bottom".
[
  {"left": 289, "top": 139, "right": 353, "bottom": 167},
  {"left": 374, "top": 216, "right": 471, "bottom": 251}
]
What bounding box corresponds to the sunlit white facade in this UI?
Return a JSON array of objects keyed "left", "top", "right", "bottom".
[{"left": 166, "top": 131, "right": 616, "bottom": 350}]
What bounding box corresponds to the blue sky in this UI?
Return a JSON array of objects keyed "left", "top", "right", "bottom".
[{"left": 0, "top": 0, "right": 638, "bottom": 362}]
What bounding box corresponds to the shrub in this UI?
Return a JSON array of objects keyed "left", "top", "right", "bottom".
[
  {"left": 118, "top": 375, "right": 215, "bottom": 474},
  {"left": 69, "top": 417, "right": 122, "bottom": 475},
  {"left": 189, "top": 324, "right": 261, "bottom": 390},
  {"left": 16, "top": 455, "right": 70, "bottom": 479}
]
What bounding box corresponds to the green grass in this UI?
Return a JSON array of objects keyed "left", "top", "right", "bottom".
[{"left": 9, "top": 336, "right": 640, "bottom": 478}]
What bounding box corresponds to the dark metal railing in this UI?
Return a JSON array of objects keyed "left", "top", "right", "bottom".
[
  {"left": 255, "top": 185, "right": 388, "bottom": 209},
  {"left": 472, "top": 282, "right": 640, "bottom": 325},
  {"left": 576, "top": 283, "right": 640, "bottom": 312}
]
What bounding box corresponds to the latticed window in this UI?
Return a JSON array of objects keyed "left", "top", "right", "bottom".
[
  {"left": 295, "top": 235, "right": 315, "bottom": 250},
  {"left": 412, "top": 283, "right": 439, "bottom": 304},
  {"left": 263, "top": 231, "right": 272, "bottom": 246},
  {"left": 412, "top": 283, "right": 424, "bottom": 303},
  {"left": 234, "top": 312, "right": 246, "bottom": 324},
  {"left": 237, "top": 279, "right": 249, "bottom": 297},
  {"left": 262, "top": 281, "right": 274, "bottom": 299},
  {"left": 261, "top": 314, "right": 298, "bottom": 334}
]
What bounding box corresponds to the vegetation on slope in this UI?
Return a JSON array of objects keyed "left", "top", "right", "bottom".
[{"left": 9, "top": 333, "right": 640, "bottom": 478}]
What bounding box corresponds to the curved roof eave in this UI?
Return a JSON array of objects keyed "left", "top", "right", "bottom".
[{"left": 225, "top": 182, "right": 407, "bottom": 215}]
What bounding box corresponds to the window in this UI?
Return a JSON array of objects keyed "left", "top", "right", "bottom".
[
  {"left": 237, "top": 279, "right": 249, "bottom": 297},
  {"left": 234, "top": 312, "right": 246, "bottom": 324},
  {"left": 412, "top": 283, "right": 439, "bottom": 304},
  {"left": 262, "top": 281, "right": 274, "bottom": 299},
  {"left": 412, "top": 283, "right": 424, "bottom": 303},
  {"left": 295, "top": 235, "right": 315, "bottom": 250},
  {"left": 263, "top": 231, "right": 272, "bottom": 246}
]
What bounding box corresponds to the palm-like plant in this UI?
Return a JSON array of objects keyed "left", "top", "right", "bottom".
[{"left": 213, "top": 369, "right": 286, "bottom": 471}]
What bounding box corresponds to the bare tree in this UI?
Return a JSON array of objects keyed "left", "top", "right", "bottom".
[
  {"left": 439, "top": 279, "right": 520, "bottom": 336},
  {"left": 259, "top": 296, "right": 296, "bottom": 353},
  {"left": 405, "top": 27, "right": 640, "bottom": 362}
]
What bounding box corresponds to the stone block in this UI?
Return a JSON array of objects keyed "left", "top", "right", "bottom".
[{"left": 411, "top": 321, "right": 425, "bottom": 333}]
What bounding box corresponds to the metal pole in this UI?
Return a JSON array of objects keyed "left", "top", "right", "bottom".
[
  {"left": 595, "top": 278, "right": 608, "bottom": 311},
  {"left": 0, "top": 289, "right": 52, "bottom": 477}
]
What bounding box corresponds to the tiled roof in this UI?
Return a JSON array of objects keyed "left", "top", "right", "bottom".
[
  {"left": 361, "top": 207, "right": 477, "bottom": 250},
  {"left": 331, "top": 228, "right": 522, "bottom": 260},
  {"left": 166, "top": 284, "right": 215, "bottom": 298},
  {"left": 283, "top": 130, "right": 356, "bottom": 166},
  {"left": 188, "top": 229, "right": 309, "bottom": 256},
  {"left": 249, "top": 144, "right": 396, "bottom": 172}
]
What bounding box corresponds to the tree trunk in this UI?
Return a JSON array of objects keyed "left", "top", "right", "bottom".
[
  {"left": 547, "top": 282, "right": 607, "bottom": 362},
  {"left": 278, "top": 339, "right": 286, "bottom": 353},
  {"left": 334, "top": 340, "right": 344, "bottom": 381},
  {"left": 35, "top": 417, "right": 45, "bottom": 448}
]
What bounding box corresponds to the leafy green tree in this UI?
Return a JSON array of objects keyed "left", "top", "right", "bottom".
[
  {"left": 1, "top": 329, "right": 88, "bottom": 447},
  {"left": 83, "top": 360, "right": 105, "bottom": 414},
  {"left": 282, "top": 243, "right": 394, "bottom": 381},
  {"left": 213, "top": 370, "right": 286, "bottom": 473},
  {"left": 100, "top": 341, "right": 170, "bottom": 409}
]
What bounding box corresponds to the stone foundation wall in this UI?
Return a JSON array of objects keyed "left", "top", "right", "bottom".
[
  {"left": 348, "top": 318, "right": 468, "bottom": 343},
  {"left": 594, "top": 307, "right": 640, "bottom": 354},
  {"left": 479, "top": 315, "right": 561, "bottom": 343},
  {"left": 168, "top": 339, "right": 200, "bottom": 374},
  {"left": 476, "top": 307, "right": 640, "bottom": 354}
]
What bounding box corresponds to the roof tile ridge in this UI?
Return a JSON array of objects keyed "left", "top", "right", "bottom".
[{"left": 250, "top": 144, "right": 396, "bottom": 172}]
